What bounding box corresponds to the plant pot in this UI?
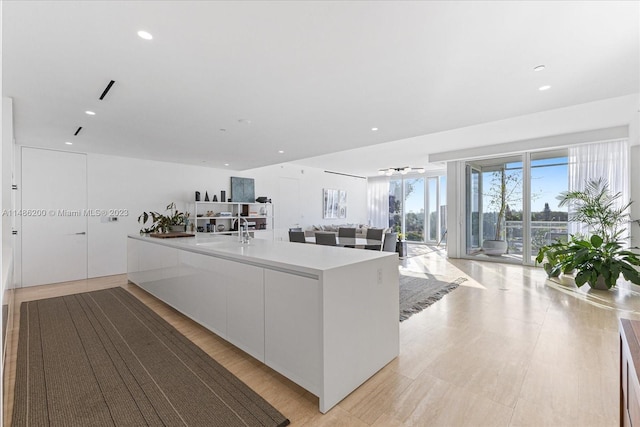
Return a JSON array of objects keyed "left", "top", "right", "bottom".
[
  {"left": 482, "top": 240, "right": 508, "bottom": 256},
  {"left": 169, "top": 225, "right": 185, "bottom": 233},
  {"left": 396, "top": 241, "right": 407, "bottom": 257},
  {"left": 590, "top": 275, "right": 610, "bottom": 290}
]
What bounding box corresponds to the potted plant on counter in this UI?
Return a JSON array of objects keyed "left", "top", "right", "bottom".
[
  {"left": 138, "top": 202, "right": 187, "bottom": 233},
  {"left": 537, "top": 178, "right": 640, "bottom": 289}
]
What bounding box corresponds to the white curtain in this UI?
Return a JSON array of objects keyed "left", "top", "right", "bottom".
[
  {"left": 367, "top": 177, "right": 389, "bottom": 228},
  {"left": 568, "top": 138, "right": 630, "bottom": 236}
]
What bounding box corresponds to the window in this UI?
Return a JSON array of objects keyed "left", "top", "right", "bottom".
[{"left": 386, "top": 174, "right": 446, "bottom": 243}]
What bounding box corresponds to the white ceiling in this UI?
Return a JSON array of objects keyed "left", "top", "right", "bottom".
[{"left": 3, "top": 1, "right": 639, "bottom": 177}]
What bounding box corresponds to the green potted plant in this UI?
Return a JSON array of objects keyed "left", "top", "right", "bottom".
[
  {"left": 535, "top": 239, "right": 574, "bottom": 278},
  {"left": 537, "top": 178, "right": 639, "bottom": 289},
  {"left": 561, "top": 234, "right": 640, "bottom": 289},
  {"left": 138, "top": 202, "right": 186, "bottom": 233}
]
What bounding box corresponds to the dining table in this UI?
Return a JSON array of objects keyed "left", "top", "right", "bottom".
[{"left": 305, "top": 235, "right": 383, "bottom": 249}]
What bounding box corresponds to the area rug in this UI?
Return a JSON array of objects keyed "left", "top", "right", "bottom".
[
  {"left": 12, "top": 287, "right": 289, "bottom": 427},
  {"left": 399, "top": 274, "right": 466, "bottom": 321}
]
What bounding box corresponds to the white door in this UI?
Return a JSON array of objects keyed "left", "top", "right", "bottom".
[{"left": 21, "top": 148, "right": 87, "bottom": 286}]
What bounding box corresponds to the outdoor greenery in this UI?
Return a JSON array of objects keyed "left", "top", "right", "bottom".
[{"left": 138, "top": 202, "right": 188, "bottom": 234}]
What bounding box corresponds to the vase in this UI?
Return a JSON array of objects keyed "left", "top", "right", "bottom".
[
  {"left": 205, "top": 191, "right": 210, "bottom": 202},
  {"left": 221, "top": 191, "right": 226, "bottom": 203},
  {"left": 195, "top": 191, "right": 200, "bottom": 201},
  {"left": 482, "top": 240, "right": 508, "bottom": 256}
]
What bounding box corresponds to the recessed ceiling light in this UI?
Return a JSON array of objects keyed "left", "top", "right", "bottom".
[
  {"left": 238, "top": 119, "right": 252, "bottom": 124},
  {"left": 220, "top": 128, "right": 227, "bottom": 132},
  {"left": 85, "top": 110, "right": 96, "bottom": 115},
  {"left": 65, "top": 141, "right": 73, "bottom": 145},
  {"left": 224, "top": 163, "right": 230, "bottom": 166},
  {"left": 371, "top": 127, "right": 379, "bottom": 131},
  {"left": 533, "top": 65, "right": 545, "bottom": 72},
  {"left": 278, "top": 150, "right": 284, "bottom": 154},
  {"left": 137, "top": 30, "right": 153, "bottom": 40},
  {"left": 539, "top": 85, "right": 551, "bottom": 91}
]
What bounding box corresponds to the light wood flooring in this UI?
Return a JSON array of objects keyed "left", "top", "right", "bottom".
[{"left": 4, "top": 245, "right": 639, "bottom": 426}]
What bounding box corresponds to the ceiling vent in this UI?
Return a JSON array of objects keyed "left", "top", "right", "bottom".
[
  {"left": 99, "top": 80, "right": 115, "bottom": 100},
  {"left": 74, "top": 126, "right": 82, "bottom": 136}
]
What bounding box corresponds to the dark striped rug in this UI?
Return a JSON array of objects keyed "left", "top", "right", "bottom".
[{"left": 12, "top": 287, "right": 289, "bottom": 427}]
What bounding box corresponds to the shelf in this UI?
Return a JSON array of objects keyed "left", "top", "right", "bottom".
[
  {"left": 190, "top": 200, "right": 273, "bottom": 238},
  {"left": 195, "top": 216, "right": 271, "bottom": 220},
  {"left": 196, "top": 216, "right": 234, "bottom": 220}
]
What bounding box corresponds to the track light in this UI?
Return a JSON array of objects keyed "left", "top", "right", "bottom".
[{"left": 378, "top": 167, "right": 426, "bottom": 176}]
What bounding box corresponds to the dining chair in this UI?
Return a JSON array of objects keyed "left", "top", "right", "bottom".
[
  {"left": 338, "top": 227, "right": 356, "bottom": 248},
  {"left": 364, "top": 228, "right": 384, "bottom": 250},
  {"left": 289, "top": 227, "right": 302, "bottom": 232},
  {"left": 338, "top": 227, "right": 356, "bottom": 238},
  {"left": 315, "top": 232, "right": 337, "bottom": 246},
  {"left": 288, "top": 231, "right": 306, "bottom": 243},
  {"left": 382, "top": 232, "right": 398, "bottom": 252}
]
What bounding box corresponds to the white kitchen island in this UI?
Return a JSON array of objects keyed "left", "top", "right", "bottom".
[{"left": 127, "top": 234, "right": 399, "bottom": 413}]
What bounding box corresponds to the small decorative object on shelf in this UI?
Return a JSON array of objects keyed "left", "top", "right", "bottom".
[
  {"left": 195, "top": 191, "right": 200, "bottom": 201},
  {"left": 221, "top": 190, "right": 226, "bottom": 202},
  {"left": 191, "top": 199, "right": 274, "bottom": 238},
  {"left": 256, "top": 197, "right": 271, "bottom": 203},
  {"left": 212, "top": 195, "right": 218, "bottom": 202},
  {"left": 205, "top": 191, "right": 210, "bottom": 202}
]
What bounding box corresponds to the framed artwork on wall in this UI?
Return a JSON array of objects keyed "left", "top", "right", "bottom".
[
  {"left": 323, "top": 188, "right": 347, "bottom": 219},
  {"left": 231, "top": 177, "right": 255, "bottom": 203}
]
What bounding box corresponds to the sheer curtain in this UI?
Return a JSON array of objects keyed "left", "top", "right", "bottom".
[
  {"left": 367, "top": 177, "right": 389, "bottom": 228},
  {"left": 568, "top": 138, "right": 630, "bottom": 236}
]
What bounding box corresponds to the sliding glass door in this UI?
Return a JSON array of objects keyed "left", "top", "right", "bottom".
[
  {"left": 463, "top": 150, "right": 568, "bottom": 264},
  {"left": 464, "top": 155, "right": 524, "bottom": 260}
]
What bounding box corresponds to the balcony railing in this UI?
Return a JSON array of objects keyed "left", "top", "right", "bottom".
[{"left": 501, "top": 220, "right": 568, "bottom": 256}]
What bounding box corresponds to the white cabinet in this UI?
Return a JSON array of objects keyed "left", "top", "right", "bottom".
[
  {"left": 264, "top": 270, "right": 321, "bottom": 394},
  {"left": 225, "top": 262, "right": 265, "bottom": 360},
  {"left": 178, "top": 251, "right": 227, "bottom": 339},
  {"left": 190, "top": 201, "right": 273, "bottom": 239}
]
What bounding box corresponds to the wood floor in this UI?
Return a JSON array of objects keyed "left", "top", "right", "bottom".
[{"left": 4, "top": 246, "right": 639, "bottom": 426}]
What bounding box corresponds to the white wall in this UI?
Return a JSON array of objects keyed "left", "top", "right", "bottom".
[
  {"left": 83, "top": 154, "right": 366, "bottom": 278},
  {"left": 2, "top": 98, "right": 14, "bottom": 293},
  {"left": 244, "top": 163, "right": 368, "bottom": 240}
]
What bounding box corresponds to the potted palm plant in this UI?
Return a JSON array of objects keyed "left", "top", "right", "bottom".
[
  {"left": 537, "top": 178, "right": 640, "bottom": 289},
  {"left": 138, "top": 202, "right": 187, "bottom": 233}
]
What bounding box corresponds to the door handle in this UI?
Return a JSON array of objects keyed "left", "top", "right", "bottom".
[{"left": 75, "top": 232, "right": 86, "bottom": 235}]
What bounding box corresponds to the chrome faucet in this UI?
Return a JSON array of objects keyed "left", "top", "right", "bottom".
[{"left": 239, "top": 217, "right": 251, "bottom": 244}]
